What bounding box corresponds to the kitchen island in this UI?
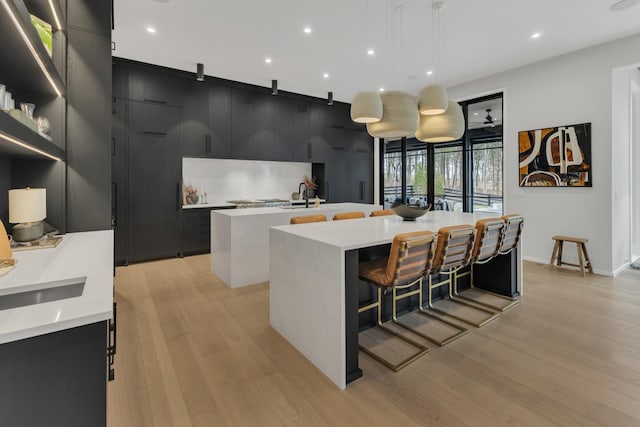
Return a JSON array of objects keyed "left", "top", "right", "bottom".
[
  {"left": 211, "top": 202, "right": 381, "bottom": 288},
  {"left": 269, "top": 212, "right": 522, "bottom": 389},
  {"left": 0, "top": 231, "right": 114, "bottom": 426}
]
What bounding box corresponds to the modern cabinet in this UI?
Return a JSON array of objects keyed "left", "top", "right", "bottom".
[
  {"left": 182, "top": 208, "right": 211, "bottom": 255},
  {"left": 128, "top": 101, "right": 180, "bottom": 137},
  {"left": 129, "top": 68, "right": 180, "bottom": 106},
  {"left": 128, "top": 133, "right": 181, "bottom": 262},
  {"left": 111, "top": 128, "right": 128, "bottom": 265},
  {"left": 181, "top": 80, "right": 231, "bottom": 158}
]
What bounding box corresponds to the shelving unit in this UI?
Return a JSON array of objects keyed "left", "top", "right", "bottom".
[{"left": 0, "top": 0, "right": 66, "bottom": 161}]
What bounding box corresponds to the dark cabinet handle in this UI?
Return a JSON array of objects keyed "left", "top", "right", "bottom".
[
  {"left": 111, "top": 182, "right": 118, "bottom": 227},
  {"left": 176, "top": 182, "right": 181, "bottom": 210},
  {"left": 143, "top": 98, "right": 167, "bottom": 105},
  {"left": 359, "top": 181, "right": 365, "bottom": 201},
  {"left": 143, "top": 131, "right": 167, "bottom": 136},
  {"left": 307, "top": 143, "right": 312, "bottom": 159},
  {"left": 326, "top": 181, "right": 330, "bottom": 200},
  {"left": 205, "top": 134, "right": 211, "bottom": 154},
  {"left": 107, "top": 302, "right": 117, "bottom": 381}
]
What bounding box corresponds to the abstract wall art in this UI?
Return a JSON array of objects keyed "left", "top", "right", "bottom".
[{"left": 519, "top": 122, "right": 592, "bottom": 187}]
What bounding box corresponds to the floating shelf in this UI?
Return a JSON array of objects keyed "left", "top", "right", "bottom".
[
  {"left": 0, "top": 0, "right": 66, "bottom": 98},
  {"left": 0, "top": 112, "right": 65, "bottom": 160}
]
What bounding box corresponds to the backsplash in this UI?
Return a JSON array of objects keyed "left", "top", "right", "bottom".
[{"left": 182, "top": 158, "right": 312, "bottom": 205}]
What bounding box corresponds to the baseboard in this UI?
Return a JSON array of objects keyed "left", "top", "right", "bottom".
[{"left": 523, "top": 256, "right": 613, "bottom": 277}]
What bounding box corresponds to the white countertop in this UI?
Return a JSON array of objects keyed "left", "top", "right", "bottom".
[
  {"left": 0, "top": 230, "right": 113, "bottom": 344},
  {"left": 271, "top": 210, "right": 495, "bottom": 250},
  {"left": 212, "top": 202, "right": 361, "bottom": 217},
  {"left": 183, "top": 199, "right": 326, "bottom": 209}
]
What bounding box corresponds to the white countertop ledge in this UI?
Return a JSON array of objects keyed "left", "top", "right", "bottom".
[{"left": 0, "top": 230, "right": 114, "bottom": 344}]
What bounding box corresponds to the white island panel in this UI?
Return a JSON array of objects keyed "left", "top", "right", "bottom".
[{"left": 211, "top": 203, "right": 381, "bottom": 288}]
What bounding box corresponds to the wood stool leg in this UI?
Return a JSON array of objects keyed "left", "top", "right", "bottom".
[
  {"left": 581, "top": 242, "right": 593, "bottom": 274},
  {"left": 550, "top": 241, "right": 560, "bottom": 268},
  {"left": 557, "top": 241, "right": 564, "bottom": 267},
  {"left": 576, "top": 243, "right": 585, "bottom": 277}
]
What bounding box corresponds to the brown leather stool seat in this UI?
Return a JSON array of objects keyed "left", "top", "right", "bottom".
[
  {"left": 426, "top": 225, "right": 501, "bottom": 327},
  {"left": 333, "top": 211, "right": 366, "bottom": 221},
  {"left": 453, "top": 218, "right": 519, "bottom": 312},
  {"left": 370, "top": 209, "right": 394, "bottom": 217},
  {"left": 290, "top": 214, "right": 327, "bottom": 224},
  {"left": 357, "top": 231, "right": 436, "bottom": 371}
]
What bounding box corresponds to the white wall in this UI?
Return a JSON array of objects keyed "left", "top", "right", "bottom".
[
  {"left": 447, "top": 32, "right": 640, "bottom": 275},
  {"left": 182, "top": 158, "right": 312, "bottom": 205},
  {"left": 632, "top": 78, "right": 640, "bottom": 261}
]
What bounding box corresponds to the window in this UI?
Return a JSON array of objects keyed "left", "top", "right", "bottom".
[{"left": 381, "top": 93, "right": 503, "bottom": 213}]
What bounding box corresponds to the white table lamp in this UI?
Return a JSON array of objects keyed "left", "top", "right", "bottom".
[{"left": 9, "top": 188, "right": 46, "bottom": 242}]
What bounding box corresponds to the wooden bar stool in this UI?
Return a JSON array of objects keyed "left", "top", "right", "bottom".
[
  {"left": 290, "top": 214, "right": 327, "bottom": 224},
  {"left": 370, "top": 209, "right": 394, "bottom": 217},
  {"left": 333, "top": 211, "right": 366, "bottom": 220},
  {"left": 357, "top": 231, "right": 436, "bottom": 370},
  {"left": 549, "top": 235, "right": 593, "bottom": 276}
]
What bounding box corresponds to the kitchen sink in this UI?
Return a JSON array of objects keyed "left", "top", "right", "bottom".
[{"left": 0, "top": 277, "right": 86, "bottom": 311}]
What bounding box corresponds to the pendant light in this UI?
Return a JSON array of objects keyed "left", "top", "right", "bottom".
[
  {"left": 415, "top": 100, "right": 464, "bottom": 143},
  {"left": 366, "top": 91, "right": 419, "bottom": 138},
  {"left": 350, "top": 92, "right": 383, "bottom": 123},
  {"left": 418, "top": 1, "right": 448, "bottom": 115}
]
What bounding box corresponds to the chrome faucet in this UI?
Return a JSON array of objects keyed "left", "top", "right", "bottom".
[{"left": 298, "top": 182, "right": 309, "bottom": 208}]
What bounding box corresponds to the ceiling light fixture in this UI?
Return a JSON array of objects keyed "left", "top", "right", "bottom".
[
  {"left": 610, "top": 0, "right": 640, "bottom": 11},
  {"left": 323, "top": 73, "right": 329, "bottom": 79},
  {"left": 328, "top": 92, "right": 333, "bottom": 105},
  {"left": 367, "top": 91, "right": 419, "bottom": 138},
  {"left": 350, "top": 92, "right": 383, "bottom": 123},
  {"left": 531, "top": 32, "right": 541, "bottom": 39},
  {"left": 146, "top": 26, "right": 156, "bottom": 33},
  {"left": 379, "top": 87, "right": 385, "bottom": 92},
  {"left": 304, "top": 27, "right": 312, "bottom": 34},
  {"left": 196, "top": 63, "right": 204, "bottom": 81},
  {"left": 426, "top": 70, "right": 433, "bottom": 76},
  {"left": 265, "top": 57, "right": 272, "bottom": 64},
  {"left": 367, "top": 49, "right": 375, "bottom": 55},
  {"left": 418, "top": 1, "right": 448, "bottom": 115},
  {"left": 271, "top": 80, "right": 278, "bottom": 95}
]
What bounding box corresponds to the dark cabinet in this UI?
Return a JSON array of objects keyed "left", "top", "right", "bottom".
[
  {"left": 129, "top": 68, "right": 180, "bottom": 106},
  {"left": 231, "top": 88, "right": 256, "bottom": 159},
  {"left": 128, "top": 134, "right": 180, "bottom": 262},
  {"left": 111, "top": 129, "right": 128, "bottom": 265},
  {"left": 128, "top": 102, "right": 180, "bottom": 137},
  {"left": 182, "top": 208, "right": 211, "bottom": 255},
  {"left": 182, "top": 80, "right": 231, "bottom": 158}
]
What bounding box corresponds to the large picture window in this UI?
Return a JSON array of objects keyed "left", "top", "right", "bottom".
[{"left": 381, "top": 93, "right": 503, "bottom": 213}]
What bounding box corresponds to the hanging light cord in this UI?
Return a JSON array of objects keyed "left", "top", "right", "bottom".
[{"left": 433, "top": 1, "right": 442, "bottom": 84}]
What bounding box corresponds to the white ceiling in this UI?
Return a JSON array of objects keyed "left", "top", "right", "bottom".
[{"left": 112, "top": 0, "right": 640, "bottom": 103}]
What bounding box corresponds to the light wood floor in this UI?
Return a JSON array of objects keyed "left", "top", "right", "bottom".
[{"left": 108, "top": 256, "right": 640, "bottom": 427}]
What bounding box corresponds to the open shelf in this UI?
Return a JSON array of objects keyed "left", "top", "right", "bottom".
[
  {"left": 0, "top": 0, "right": 66, "bottom": 98},
  {"left": 23, "top": 0, "right": 65, "bottom": 32},
  {"left": 0, "top": 112, "right": 65, "bottom": 160}
]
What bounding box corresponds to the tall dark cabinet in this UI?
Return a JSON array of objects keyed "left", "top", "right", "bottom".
[{"left": 112, "top": 58, "right": 374, "bottom": 263}]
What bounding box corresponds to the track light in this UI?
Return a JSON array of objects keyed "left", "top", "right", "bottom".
[
  {"left": 196, "top": 63, "right": 204, "bottom": 81},
  {"left": 328, "top": 91, "right": 333, "bottom": 105},
  {"left": 272, "top": 79, "right": 278, "bottom": 95}
]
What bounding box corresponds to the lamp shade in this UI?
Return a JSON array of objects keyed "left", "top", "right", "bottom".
[
  {"left": 415, "top": 101, "right": 464, "bottom": 143},
  {"left": 366, "top": 91, "right": 419, "bottom": 138},
  {"left": 350, "top": 92, "right": 383, "bottom": 123},
  {"left": 418, "top": 84, "right": 449, "bottom": 115},
  {"left": 9, "top": 188, "right": 46, "bottom": 223}
]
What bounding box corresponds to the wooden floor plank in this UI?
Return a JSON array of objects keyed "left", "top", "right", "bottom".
[{"left": 108, "top": 257, "right": 640, "bottom": 427}]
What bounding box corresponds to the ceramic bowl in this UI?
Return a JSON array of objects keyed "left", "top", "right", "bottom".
[{"left": 390, "top": 202, "right": 431, "bottom": 221}]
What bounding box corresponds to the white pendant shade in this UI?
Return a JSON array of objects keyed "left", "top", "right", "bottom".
[
  {"left": 418, "top": 84, "right": 449, "bottom": 115},
  {"left": 415, "top": 101, "right": 464, "bottom": 143},
  {"left": 350, "top": 92, "right": 383, "bottom": 123},
  {"left": 366, "top": 91, "right": 419, "bottom": 138}
]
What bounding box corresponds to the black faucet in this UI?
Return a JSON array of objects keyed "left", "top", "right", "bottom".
[{"left": 298, "top": 182, "right": 309, "bottom": 208}]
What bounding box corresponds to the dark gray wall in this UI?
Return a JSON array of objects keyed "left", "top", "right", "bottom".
[{"left": 65, "top": 0, "right": 112, "bottom": 232}]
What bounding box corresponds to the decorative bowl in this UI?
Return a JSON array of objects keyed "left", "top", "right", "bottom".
[{"left": 390, "top": 202, "right": 431, "bottom": 221}]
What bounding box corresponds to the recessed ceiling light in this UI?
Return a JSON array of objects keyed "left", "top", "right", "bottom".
[
  {"left": 304, "top": 27, "right": 312, "bottom": 34},
  {"left": 323, "top": 73, "right": 329, "bottom": 79},
  {"left": 474, "top": 112, "right": 479, "bottom": 116},
  {"left": 379, "top": 87, "right": 385, "bottom": 92},
  {"left": 610, "top": 0, "right": 640, "bottom": 11},
  {"left": 531, "top": 32, "right": 541, "bottom": 39},
  {"left": 426, "top": 70, "right": 433, "bottom": 76},
  {"left": 367, "top": 49, "right": 375, "bottom": 55},
  {"left": 265, "top": 58, "right": 272, "bottom": 64},
  {"left": 146, "top": 27, "right": 156, "bottom": 33}
]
